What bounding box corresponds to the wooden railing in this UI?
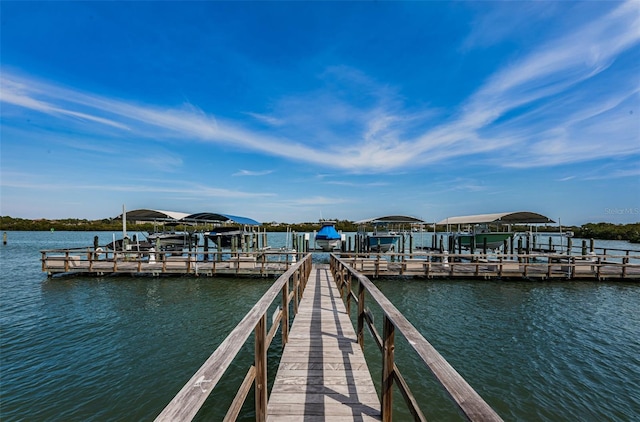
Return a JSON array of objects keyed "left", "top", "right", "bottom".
[
  {"left": 336, "top": 251, "right": 640, "bottom": 280},
  {"left": 154, "top": 254, "right": 312, "bottom": 422},
  {"left": 330, "top": 254, "right": 503, "bottom": 422},
  {"left": 40, "top": 248, "right": 301, "bottom": 275}
]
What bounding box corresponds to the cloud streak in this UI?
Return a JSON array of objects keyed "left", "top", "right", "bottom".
[
  {"left": 232, "top": 169, "right": 274, "bottom": 177},
  {"left": 1, "top": 1, "right": 638, "bottom": 174}
]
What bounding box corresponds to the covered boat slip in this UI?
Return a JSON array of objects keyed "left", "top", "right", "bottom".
[
  {"left": 357, "top": 215, "right": 428, "bottom": 253},
  {"left": 116, "top": 208, "right": 264, "bottom": 252},
  {"left": 437, "top": 211, "right": 557, "bottom": 253}
]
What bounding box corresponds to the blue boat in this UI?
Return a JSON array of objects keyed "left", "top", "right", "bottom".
[{"left": 315, "top": 221, "right": 341, "bottom": 251}]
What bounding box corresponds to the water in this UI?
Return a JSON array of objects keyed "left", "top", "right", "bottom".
[{"left": 1, "top": 231, "right": 639, "bottom": 421}]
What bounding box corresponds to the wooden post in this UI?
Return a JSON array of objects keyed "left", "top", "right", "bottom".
[
  {"left": 281, "top": 280, "right": 289, "bottom": 347},
  {"left": 345, "top": 272, "right": 352, "bottom": 315},
  {"left": 293, "top": 274, "right": 299, "bottom": 316},
  {"left": 483, "top": 237, "right": 487, "bottom": 255},
  {"left": 532, "top": 234, "right": 537, "bottom": 251},
  {"left": 381, "top": 315, "right": 395, "bottom": 422},
  {"left": 581, "top": 240, "right": 587, "bottom": 257},
  {"left": 590, "top": 238, "right": 595, "bottom": 253},
  {"left": 204, "top": 236, "right": 209, "bottom": 262},
  {"left": 357, "top": 282, "right": 365, "bottom": 349},
  {"left": 255, "top": 314, "right": 267, "bottom": 422}
]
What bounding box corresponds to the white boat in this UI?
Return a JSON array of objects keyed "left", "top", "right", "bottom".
[
  {"left": 315, "top": 221, "right": 341, "bottom": 252},
  {"left": 147, "top": 231, "right": 197, "bottom": 252},
  {"left": 356, "top": 215, "right": 427, "bottom": 253}
]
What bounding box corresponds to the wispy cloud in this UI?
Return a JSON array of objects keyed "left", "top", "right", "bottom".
[
  {"left": 324, "top": 180, "right": 390, "bottom": 188},
  {"left": 282, "top": 195, "right": 350, "bottom": 207},
  {"left": 232, "top": 169, "right": 274, "bottom": 177},
  {"left": 0, "top": 171, "right": 274, "bottom": 199},
  {"left": 1, "top": 1, "right": 638, "bottom": 173}
]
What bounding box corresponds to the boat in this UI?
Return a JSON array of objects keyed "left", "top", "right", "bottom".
[
  {"left": 105, "top": 234, "right": 153, "bottom": 252},
  {"left": 368, "top": 230, "right": 400, "bottom": 252},
  {"left": 437, "top": 211, "right": 555, "bottom": 252},
  {"left": 147, "top": 231, "right": 197, "bottom": 252},
  {"left": 356, "top": 215, "right": 427, "bottom": 253},
  {"left": 205, "top": 226, "right": 251, "bottom": 249},
  {"left": 314, "top": 221, "right": 341, "bottom": 252},
  {"left": 454, "top": 226, "right": 513, "bottom": 250}
]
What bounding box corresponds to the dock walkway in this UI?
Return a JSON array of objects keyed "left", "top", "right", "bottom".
[{"left": 267, "top": 264, "right": 381, "bottom": 421}]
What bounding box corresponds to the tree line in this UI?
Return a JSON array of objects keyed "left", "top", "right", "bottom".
[{"left": 1, "top": 216, "right": 638, "bottom": 243}]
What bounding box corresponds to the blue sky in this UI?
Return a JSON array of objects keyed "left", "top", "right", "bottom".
[{"left": 1, "top": 1, "right": 639, "bottom": 225}]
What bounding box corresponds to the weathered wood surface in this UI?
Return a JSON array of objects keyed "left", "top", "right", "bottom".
[
  {"left": 332, "top": 255, "right": 504, "bottom": 422},
  {"left": 267, "top": 265, "right": 381, "bottom": 421},
  {"left": 41, "top": 248, "right": 640, "bottom": 280},
  {"left": 154, "top": 255, "right": 311, "bottom": 422}
]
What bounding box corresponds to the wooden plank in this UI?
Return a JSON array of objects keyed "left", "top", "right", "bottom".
[{"left": 268, "top": 265, "right": 381, "bottom": 420}]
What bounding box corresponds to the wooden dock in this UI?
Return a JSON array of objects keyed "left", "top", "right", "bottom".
[
  {"left": 41, "top": 249, "right": 297, "bottom": 277},
  {"left": 41, "top": 247, "right": 639, "bottom": 281},
  {"left": 267, "top": 265, "right": 381, "bottom": 421},
  {"left": 155, "top": 255, "right": 502, "bottom": 421}
]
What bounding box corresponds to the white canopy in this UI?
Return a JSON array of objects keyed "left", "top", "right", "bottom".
[
  {"left": 356, "top": 215, "right": 427, "bottom": 224},
  {"left": 436, "top": 211, "right": 555, "bottom": 226}
]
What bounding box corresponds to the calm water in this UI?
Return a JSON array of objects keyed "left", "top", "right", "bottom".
[{"left": 1, "top": 231, "right": 639, "bottom": 421}]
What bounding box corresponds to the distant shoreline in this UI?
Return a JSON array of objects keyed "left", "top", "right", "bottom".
[{"left": 1, "top": 216, "right": 638, "bottom": 243}]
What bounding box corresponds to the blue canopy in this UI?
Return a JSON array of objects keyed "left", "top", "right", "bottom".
[
  {"left": 183, "top": 212, "right": 261, "bottom": 226},
  {"left": 316, "top": 223, "right": 341, "bottom": 240}
]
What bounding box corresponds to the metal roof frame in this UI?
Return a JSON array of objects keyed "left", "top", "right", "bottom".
[
  {"left": 436, "top": 211, "right": 555, "bottom": 226},
  {"left": 115, "top": 209, "right": 260, "bottom": 225},
  {"left": 355, "top": 215, "right": 427, "bottom": 225}
]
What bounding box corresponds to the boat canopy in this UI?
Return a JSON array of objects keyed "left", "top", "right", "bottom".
[
  {"left": 115, "top": 209, "right": 190, "bottom": 222},
  {"left": 316, "top": 223, "right": 341, "bottom": 240},
  {"left": 183, "top": 213, "right": 261, "bottom": 226},
  {"left": 115, "top": 209, "right": 260, "bottom": 225},
  {"left": 436, "top": 211, "right": 555, "bottom": 226},
  {"left": 355, "top": 215, "right": 427, "bottom": 224}
]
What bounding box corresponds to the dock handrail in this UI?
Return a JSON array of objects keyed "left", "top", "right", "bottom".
[
  {"left": 330, "top": 253, "right": 503, "bottom": 422},
  {"left": 155, "top": 253, "right": 312, "bottom": 422}
]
